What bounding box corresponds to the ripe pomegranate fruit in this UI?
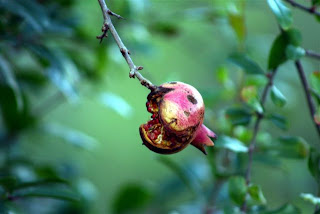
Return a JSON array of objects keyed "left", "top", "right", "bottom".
[{"left": 139, "top": 81, "right": 216, "bottom": 155}]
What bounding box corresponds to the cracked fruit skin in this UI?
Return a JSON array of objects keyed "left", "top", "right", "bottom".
[{"left": 139, "top": 81, "right": 216, "bottom": 155}]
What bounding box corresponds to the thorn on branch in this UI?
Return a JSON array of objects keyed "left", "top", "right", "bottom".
[
  {"left": 96, "top": 24, "right": 109, "bottom": 43},
  {"left": 137, "top": 66, "right": 144, "bottom": 70},
  {"left": 107, "top": 9, "right": 124, "bottom": 19},
  {"left": 129, "top": 70, "right": 135, "bottom": 78},
  {"left": 120, "top": 48, "right": 127, "bottom": 57}
]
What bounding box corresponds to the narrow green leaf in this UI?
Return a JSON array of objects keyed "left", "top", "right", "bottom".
[
  {"left": 229, "top": 53, "right": 264, "bottom": 75},
  {"left": 271, "top": 85, "right": 287, "bottom": 107},
  {"left": 149, "top": 21, "right": 179, "bottom": 36},
  {"left": 233, "top": 126, "right": 253, "bottom": 143},
  {"left": 99, "top": 92, "right": 133, "bottom": 118},
  {"left": 268, "top": 33, "right": 287, "bottom": 70},
  {"left": 286, "top": 28, "right": 302, "bottom": 46},
  {"left": 267, "top": 0, "right": 293, "bottom": 30},
  {"left": 0, "top": 55, "right": 23, "bottom": 111},
  {"left": 0, "top": 176, "right": 17, "bottom": 192},
  {"left": 228, "top": 8, "right": 246, "bottom": 43},
  {"left": 285, "top": 45, "right": 305, "bottom": 60},
  {"left": 268, "top": 29, "right": 302, "bottom": 69},
  {"left": 43, "top": 123, "right": 98, "bottom": 150},
  {"left": 225, "top": 107, "right": 253, "bottom": 126},
  {"left": 241, "top": 86, "right": 257, "bottom": 102},
  {"left": 245, "top": 75, "right": 268, "bottom": 87},
  {"left": 157, "top": 157, "right": 200, "bottom": 196},
  {"left": 308, "top": 148, "right": 320, "bottom": 180},
  {"left": 311, "top": 71, "right": 320, "bottom": 95},
  {"left": 248, "top": 99, "right": 264, "bottom": 114},
  {"left": 278, "top": 136, "right": 309, "bottom": 159},
  {"left": 112, "top": 184, "right": 152, "bottom": 214},
  {"left": 312, "top": 0, "right": 320, "bottom": 6},
  {"left": 11, "top": 186, "right": 80, "bottom": 202},
  {"left": 248, "top": 184, "right": 267, "bottom": 204},
  {"left": 315, "top": 106, "right": 320, "bottom": 125},
  {"left": 216, "top": 135, "right": 248, "bottom": 153},
  {"left": 267, "top": 113, "right": 288, "bottom": 130},
  {"left": 216, "top": 66, "right": 229, "bottom": 85},
  {"left": 265, "top": 203, "right": 301, "bottom": 214},
  {"left": 228, "top": 176, "right": 247, "bottom": 205},
  {"left": 301, "top": 193, "right": 320, "bottom": 205}
]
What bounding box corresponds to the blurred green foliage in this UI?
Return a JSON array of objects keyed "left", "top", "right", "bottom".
[{"left": 0, "top": 0, "right": 320, "bottom": 213}]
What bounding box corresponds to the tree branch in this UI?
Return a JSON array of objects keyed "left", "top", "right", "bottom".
[
  {"left": 306, "top": 49, "right": 320, "bottom": 60},
  {"left": 283, "top": 0, "right": 320, "bottom": 17},
  {"left": 294, "top": 60, "right": 320, "bottom": 137},
  {"left": 241, "top": 69, "right": 278, "bottom": 212},
  {"left": 96, "top": 0, "right": 156, "bottom": 91}
]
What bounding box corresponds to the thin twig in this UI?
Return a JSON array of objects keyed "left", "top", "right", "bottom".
[
  {"left": 97, "top": 0, "right": 156, "bottom": 91},
  {"left": 294, "top": 60, "right": 320, "bottom": 137},
  {"left": 284, "top": 0, "right": 320, "bottom": 17},
  {"left": 241, "top": 69, "right": 278, "bottom": 212},
  {"left": 306, "top": 49, "right": 320, "bottom": 60}
]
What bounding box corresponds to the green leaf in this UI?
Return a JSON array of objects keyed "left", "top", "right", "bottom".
[
  {"left": 11, "top": 185, "right": 80, "bottom": 202},
  {"left": 229, "top": 53, "right": 264, "bottom": 75},
  {"left": 228, "top": 8, "right": 246, "bottom": 43},
  {"left": 0, "top": 55, "right": 23, "bottom": 111},
  {"left": 157, "top": 156, "right": 200, "bottom": 196},
  {"left": 28, "top": 45, "right": 79, "bottom": 100},
  {"left": 312, "top": 0, "right": 320, "bottom": 6},
  {"left": 285, "top": 45, "right": 305, "bottom": 60},
  {"left": 286, "top": 28, "right": 302, "bottom": 46},
  {"left": 268, "top": 29, "right": 302, "bottom": 69},
  {"left": 225, "top": 107, "right": 253, "bottom": 126},
  {"left": 315, "top": 106, "right": 320, "bottom": 125},
  {"left": 233, "top": 126, "right": 253, "bottom": 143},
  {"left": 278, "top": 136, "right": 309, "bottom": 159},
  {"left": 99, "top": 92, "right": 133, "bottom": 118},
  {"left": 267, "top": 113, "right": 288, "bottom": 130},
  {"left": 245, "top": 75, "right": 268, "bottom": 87},
  {"left": 248, "top": 184, "right": 267, "bottom": 204},
  {"left": 0, "top": 176, "right": 17, "bottom": 192},
  {"left": 268, "top": 33, "right": 287, "bottom": 70},
  {"left": 308, "top": 148, "right": 320, "bottom": 180},
  {"left": 43, "top": 123, "right": 98, "bottom": 150},
  {"left": 16, "top": 71, "right": 47, "bottom": 87},
  {"left": 271, "top": 85, "right": 287, "bottom": 107},
  {"left": 112, "top": 184, "right": 152, "bottom": 214},
  {"left": 300, "top": 193, "right": 320, "bottom": 205},
  {"left": 265, "top": 203, "right": 301, "bottom": 214},
  {"left": 0, "top": 85, "right": 35, "bottom": 132},
  {"left": 216, "top": 135, "right": 248, "bottom": 153},
  {"left": 216, "top": 66, "right": 231, "bottom": 87},
  {"left": 149, "top": 21, "right": 179, "bottom": 36},
  {"left": 228, "top": 176, "right": 247, "bottom": 205},
  {"left": 267, "top": 0, "right": 293, "bottom": 30},
  {"left": 311, "top": 71, "right": 320, "bottom": 95},
  {"left": 241, "top": 86, "right": 257, "bottom": 102},
  {"left": 247, "top": 99, "right": 264, "bottom": 114}
]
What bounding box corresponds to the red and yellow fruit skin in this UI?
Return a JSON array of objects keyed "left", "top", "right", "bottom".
[{"left": 140, "top": 81, "right": 216, "bottom": 155}]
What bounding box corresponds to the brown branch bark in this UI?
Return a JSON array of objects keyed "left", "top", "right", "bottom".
[
  {"left": 97, "top": 0, "right": 156, "bottom": 91},
  {"left": 284, "top": 0, "right": 320, "bottom": 17},
  {"left": 241, "top": 69, "right": 278, "bottom": 212},
  {"left": 294, "top": 60, "right": 320, "bottom": 138}
]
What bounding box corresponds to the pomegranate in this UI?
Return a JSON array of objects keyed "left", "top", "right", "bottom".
[{"left": 139, "top": 81, "right": 216, "bottom": 155}]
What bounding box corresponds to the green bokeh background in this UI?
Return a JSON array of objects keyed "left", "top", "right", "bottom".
[{"left": 8, "top": 0, "right": 320, "bottom": 213}]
